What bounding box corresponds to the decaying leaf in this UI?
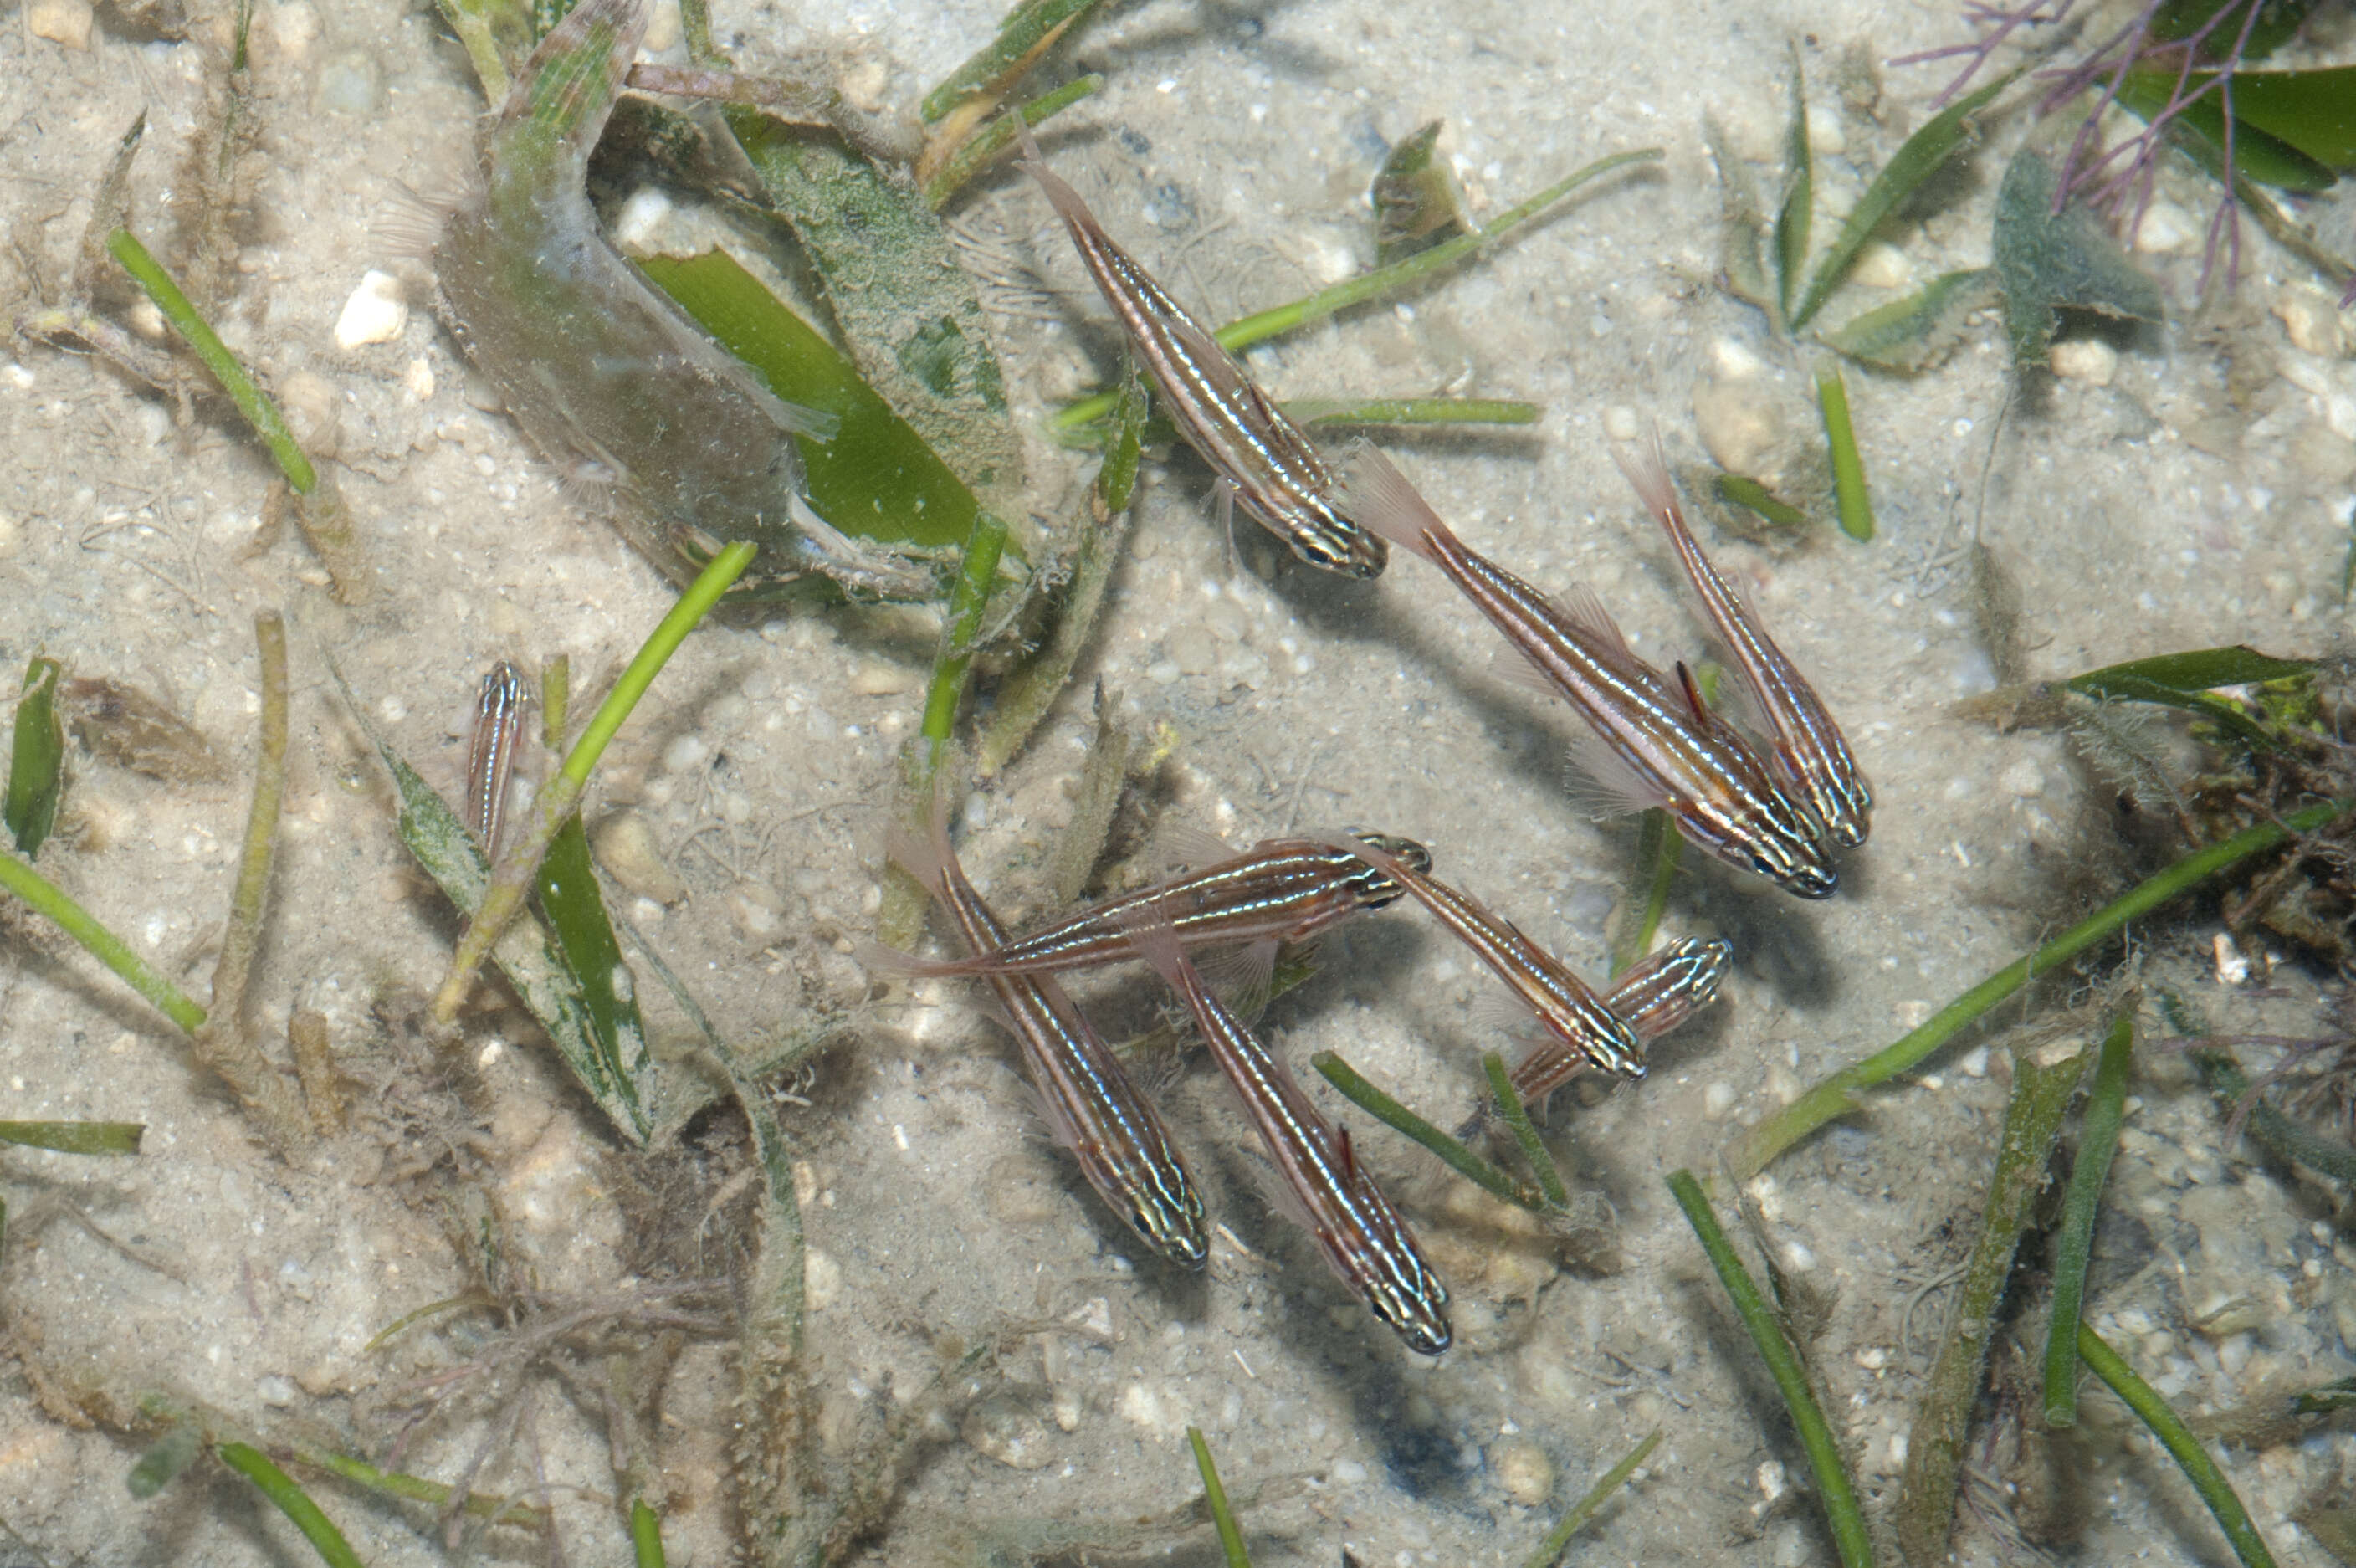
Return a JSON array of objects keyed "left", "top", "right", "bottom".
[{"left": 1992, "top": 150, "right": 2164, "bottom": 367}]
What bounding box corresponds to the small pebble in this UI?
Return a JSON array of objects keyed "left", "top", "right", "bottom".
[
  {"left": 334, "top": 270, "right": 408, "bottom": 349},
  {"left": 0, "top": 514, "right": 18, "bottom": 558},
  {"left": 256, "top": 1375, "right": 300, "bottom": 1407},
  {"left": 27, "top": 0, "right": 93, "bottom": 48},
  {"left": 1702, "top": 1081, "right": 1738, "bottom": 1121},
  {"left": 2001, "top": 757, "right": 2044, "bottom": 798},
  {"left": 613, "top": 187, "right": 674, "bottom": 254},
  {"left": 1602, "top": 403, "right": 1641, "bottom": 442},
  {"left": 1329, "top": 1458, "right": 1369, "bottom": 1485},
  {"left": 592, "top": 810, "right": 691, "bottom": 904},
  {"left": 1490, "top": 1439, "right": 1553, "bottom": 1508},
  {"left": 2049, "top": 337, "right": 2117, "bottom": 387},
  {"left": 264, "top": 0, "right": 320, "bottom": 58},
  {"left": 730, "top": 885, "right": 788, "bottom": 946},
  {"left": 1165, "top": 624, "right": 1216, "bottom": 677},
  {"left": 848, "top": 661, "right": 914, "bottom": 697},
  {"left": 803, "top": 1249, "right": 841, "bottom": 1309},
  {"left": 1805, "top": 103, "right": 1846, "bottom": 155},
  {"left": 642, "top": 0, "right": 680, "bottom": 50},
  {"left": 1851, "top": 239, "right": 1908, "bottom": 290},
  {"left": 1692, "top": 375, "right": 1787, "bottom": 482},
  {"left": 315, "top": 49, "right": 384, "bottom": 116},
  {"left": 2276, "top": 287, "right": 2348, "bottom": 359},
  {"left": 2133, "top": 198, "right": 2198, "bottom": 254}
]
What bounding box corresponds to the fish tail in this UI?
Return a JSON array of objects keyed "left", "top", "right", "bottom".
[
  {"left": 1609, "top": 423, "right": 1683, "bottom": 535},
  {"left": 1012, "top": 113, "right": 1101, "bottom": 237},
  {"left": 1334, "top": 443, "right": 1448, "bottom": 562}
]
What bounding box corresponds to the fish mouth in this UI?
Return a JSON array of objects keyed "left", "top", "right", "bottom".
[
  {"left": 1348, "top": 831, "right": 1432, "bottom": 876},
  {"left": 1782, "top": 862, "right": 1841, "bottom": 899}
]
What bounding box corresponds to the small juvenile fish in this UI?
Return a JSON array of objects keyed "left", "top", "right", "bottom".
[
  {"left": 1340, "top": 445, "right": 1837, "bottom": 899},
  {"left": 1506, "top": 935, "right": 1732, "bottom": 1110},
  {"left": 1616, "top": 437, "right": 1872, "bottom": 847},
  {"left": 1316, "top": 833, "right": 1644, "bottom": 1079},
  {"left": 463, "top": 661, "right": 530, "bottom": 862},
  {"left": 889, "top": 799, "right": 1209, "bottom": 1268},
  {"left": 1017, "top": 125, "right": 1385, "bottom": 578},
  {"left": 1124, "top": 908, "right": 1451, "bottom": 1355},
  {"left": 433, "top": 0, "right": 931, "bottom": 599},
  {"left": 868, "top": 831, "right": 1429, "bottom": 981}
]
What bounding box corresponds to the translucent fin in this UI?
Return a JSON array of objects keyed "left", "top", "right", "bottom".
[
  {"left": 1196, "top": 937, "right": 1279, "bottom": 1023},
  {"left": 1491, "top": 648, "right": 1562, "bottom": 698},
  {"left": 1113, "top": 901, "right": 1192, "bottom": 994},
  {"left": 1332, "top": 443, "right": 1447, "bottom": 562},
  {"left": 1469, "top": 986, "right": 1548, "bottom": 1041},
  {"left": 1551, "top": 582, "right": 1646, "bottom": 674},
  {"left": 1561, "top": 728, "right": 1669, "bottom": 819},
  {"left": 1240, "top": 1145, "right": 1321, "bottom": 1233},
  {"left": 1016, "top": 117, "right": 1108, "bottom": 242},
  {"left": 379, "top": 173, "right": 472, "bottom": 259},
  {"left": 1151, "top": 820, "right": 1239, "bottom": 870},
  {"left": 1608, "top": 426, "right": 1681, "bottom": 530}
]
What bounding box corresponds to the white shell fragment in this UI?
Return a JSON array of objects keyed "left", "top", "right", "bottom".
[
  {"left": 27, "top": 0, "right": 94, "bottom": 48},
  {"left": 2049, "top": 338, "right": 2117, "bottom": 387},
  {"left": 333, "top": 269, "right": 408, "bottom": 349}
]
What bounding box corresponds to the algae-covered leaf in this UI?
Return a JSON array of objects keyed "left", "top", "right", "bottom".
[
  {"left": 325, "top": 655, "right": 657, "bottom": 1144},
  {"left": 1374, "top": 122, "right": 1471, "bottom": 264},
  {"left": 641, "top": 249, "right": 981, "bottom": 551},
  {"left": 1717, "top": 473, "right": 1811, "bottom": 529},
  {"left": 1790, "top": 73, "right": 2015, "bottom": 331},
  {"left": 2068, "top": 645, "right": 2313, "bottom": 695},
  {"left": 2067, "top": 644, "right": 2313, "bottom": 752},
  {"left": 61, "top": 677, "right": 226, "bottom": 782},
  {"left": 1820, "top": 268, "right": 1999, "bottom": 371},
  {"left": 919, "top": 0, "right": 1113, "bottom": 125},
  {"left": 0, "top": 1120, "right": 143, "bottom": 1155},
  {"left": 726, "top": 115, "right": 1026, "bottom": 515},
  {"left": 538, "top": 812, "right": 648, "bottom": 1102},
  {"left": 1707, "top": 115, "right": 1776, "bottom": 316},
  {"left": 2117, "top": 70, "right": 2340, "bottom": 192},
  {"left": 1992, "top": 150, "right": 2164, "bottom": 366},
  {"left": 6, "top": 658, "right": 65, "bottom": 860},
  {"left": 1775, "top": 51, "right": 1813, "bottom": 320},
  {"left": 979, "top": 360, "right": 1149, "bottom": 775}
]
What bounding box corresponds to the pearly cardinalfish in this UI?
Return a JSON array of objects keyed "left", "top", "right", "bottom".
[
  {"left": 1314, "top": 833, "right": 1644, "bottom": 1080},
  {"left": 1614, "top": 435, "right": 1872, "bottom": 848},
  {"left": 1124, "top": 908, "right": 1452, "bottom": 1355},
  {"left": 1339, "top": 445, "right": 1837, "bottom": 899},
  {"left": 868, "top": 831, "right": 1430, "bottom": 982},
  {"left": 1504, "top": 935, "right": 1732, "bottom": 1111},
  {"left": 886, "top": 799, "right": 1209, "bottom": 1269},
  {"left": 1016, "top": 123, "right": 1386, "bottom": 578}
]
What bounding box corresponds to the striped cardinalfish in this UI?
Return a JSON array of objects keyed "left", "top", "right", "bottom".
[
  {"left": 1124, "top": 908, "right": 1451, "bottom": 1355},
  {"left": 866, "top": 831, "right": 1429, "bottom": 981},
  {"left": 462, "top": 661, "right": 531, "bottom": 862},
  {"left": 1016, "top": 125, "right": 1385, "bottom": 578},
  {"left": 1505, "top": 935, "right": 1732, "bottom": 1110},
  {"left": 1614, "top": 436, "right": 1872, "bottom": 847},
  {"left": 1339, "top": 446, "right": 1837, "bottom": 899},
  {"left": 1314, "top": 833, "right": 1644, "bottom": 1080},
  {"left": 886, "top": 802, "right": 1209, "bottom": 1269}
]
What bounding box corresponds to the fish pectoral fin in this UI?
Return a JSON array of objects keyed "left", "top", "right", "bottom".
[
  {"left": 1560, "top": 727, "right": 1669, "bottom": 819},
  {"left": 1196, "top": 937, "right": 1281, "bottom": 1024}
]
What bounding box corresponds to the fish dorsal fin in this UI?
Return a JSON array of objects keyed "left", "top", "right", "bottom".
[
  {"left": 1550, "top": 582, "right": 1650, "bottom": 677},
  {"left": 1152, "top": 820, "right": 1241, "bottom": 870},
  {"left": 1676, "top": 661, "right": 1713, "bottom": 725},
  {"left": 1330, "top": 1121, "right": 1359, "bottom": 1186}
]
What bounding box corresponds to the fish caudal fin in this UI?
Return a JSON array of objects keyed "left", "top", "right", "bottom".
[{"left": 1334, "top": 444, "right": 1448, "bottom": 563}]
